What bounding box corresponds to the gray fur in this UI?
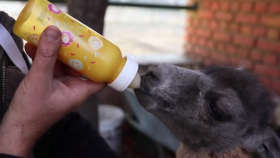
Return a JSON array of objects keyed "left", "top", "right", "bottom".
[{"left": 135, "top": 64, "right": 280, "bottom": 157}]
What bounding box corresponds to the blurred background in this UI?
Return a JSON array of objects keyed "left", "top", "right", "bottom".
[{"left": 1, "top": 0, "right": 280, "bottom": 157}]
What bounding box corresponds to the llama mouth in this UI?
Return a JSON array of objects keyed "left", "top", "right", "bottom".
[
  {"left": 140, "top": 72, "right": 160, "bottom": 92},
  {"left": 134, "top": 89, "right": 156, "bottom": 109},
  {"left": 139, "top": 77, "right": 152, "bottom": 92}
]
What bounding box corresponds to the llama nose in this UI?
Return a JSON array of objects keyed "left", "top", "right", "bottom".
[{"left": 145, "top": 65, "right": 162, "bottom": 81}]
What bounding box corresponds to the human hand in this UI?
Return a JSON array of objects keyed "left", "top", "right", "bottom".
[{"left": 0, "top": 26, "right": 104, "bottom": 157}]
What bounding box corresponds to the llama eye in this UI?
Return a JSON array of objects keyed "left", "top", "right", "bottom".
[
  {"left": 259, "top": 144, "right": 269, "bottom": 153},
  {"left": 207, "top": 100, "right": 222, "bottom": 121}
]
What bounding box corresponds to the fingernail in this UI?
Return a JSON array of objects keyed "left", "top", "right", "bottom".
[{"left": 44, "top": 26, "right": 60, "bottom": 42}]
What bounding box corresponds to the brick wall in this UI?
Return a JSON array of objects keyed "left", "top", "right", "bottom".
[{"left": 185, "top": 0, "right": 280, "bottom": 94}]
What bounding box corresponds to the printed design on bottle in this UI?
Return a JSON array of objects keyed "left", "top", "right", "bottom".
[
  {"left": 69, "top": 59, "right": 83, "bottom": 70},
  {"left": 27, "top": 34, "right": 40, "bottom": 45},
  {"left": 48, "top": 4, "right": 62, "bottom": 15},
  {"left": 61, "top": 31, "right": 74, "bottom": 47},
  {"left": 88, "top": 36, "right": 103, "bottom": 51}
]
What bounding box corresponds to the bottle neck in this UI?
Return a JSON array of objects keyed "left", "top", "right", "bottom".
[
  {"left": 108, "top": 56, "right": 139, "bottom": 92},
  {"left": 108, "top": 57, "right": 127, "bottom": 84}
]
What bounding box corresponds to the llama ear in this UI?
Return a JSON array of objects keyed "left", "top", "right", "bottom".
[
  {"left": 242, "top": 128, "right": 280, "bottom": 158},
  {"left": 236, "top": 65, "right": 245, "bottom": 71},
  {"left": 274, "top": 105, "right": 280, "bottom": 126}
]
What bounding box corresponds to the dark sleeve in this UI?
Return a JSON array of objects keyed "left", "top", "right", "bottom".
[
  {"left": 0, "top": 154, "right": 22, "bottom": 158},
  {"left": 33, "top": 112, "right": 118, "bottom": 158}
]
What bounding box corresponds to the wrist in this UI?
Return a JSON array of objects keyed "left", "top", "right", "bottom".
[{"left": 0, "top": 113, "right": 42, "bottom": 157}]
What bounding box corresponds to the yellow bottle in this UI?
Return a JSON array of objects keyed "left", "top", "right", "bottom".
[{"left": 13, "top": 0, "right": 140, "bottom": 91}]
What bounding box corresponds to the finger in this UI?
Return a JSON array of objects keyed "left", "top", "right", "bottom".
[
  {"left": 24, "top": 49, "right": 73, "bottom": 78},
  {"left": 29, "top": 26, "right": 62, "bottom": 83},
  {"left": 52, "top": 61, "right": 82, "bottom": 78},
  {"left": 25, "top": 43, "right": 65, "bottom": 77},
  {"left": 26, "top": 38, "right": 81, "bottom": 78},
  {"left": 64, "top": 66, "right": 82, "bottom": 77},
  {"left": 60, "top": 77, "right": 105, "bottom": 103},
  {"left": 73, "top": 80, "right": 105, "bottom": 103},
  {"left": 24, "top": 43, "right": 37, "bottom": 60},
  {"left": 53, "top": 61, "right": 65, "bottom": 77},
  {"left": 81, "top": 80, "right": 105, "bottom": 95}
]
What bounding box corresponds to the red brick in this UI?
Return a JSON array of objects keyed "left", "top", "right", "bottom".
[
  {"left": 242, "top": 2, "right": 253, "bottom": 12},
  {"left": 221, "top": 2, "right": 230, "bottom": 11},
  {"left": 230, "top": 23, "right": 239, "bottom": 32},
  {"left": 202, "top": 20, "right": 209, "bottom": 27},
  {"left": 251, "top": 50, "right": 262, "bottom": 61},
  {"left": 231, "top": 2, "right": 239, "bottom": 11},
  {"left": 186, "top": 0, "right": 193, "bottom": 6},
  {"left": 186, "top": 44, "right": 194, "bottom": 53},
  {"left": 234, "top": 35, "right": 255, "bottom": 47},
  {"left": 255, "top": 64, "right": 280, "bottom": 77},
  {"left": 203, "top": 1, "right": 211, "bottom": 8},
  {"left": 261, "top": 15, "right": 280, "bottom": 27},
  {"left": 187, "top": 17, "right": 194, "bottom": 26},
  {"left": 208, "top": 51, "right": 214, "bottom": 58},
  {"left": 189, "top": 54, "right": 199, "bottom": 60},
  {"left": 206, "top": 41, "right": 215, "bottom": 48},
  {"left": 185, "top": 35, "right": 191, "bottom": 42},
  {"left": 192, "top": 36, "right": 199, "bottom": 44},
  {"left": 210, "top": 21, "right": 219, "bottom": 29},
  {"left": 267, "top": 28, "right": 280, "bottom": 40},
  {"left": 193, "top": 46, "right": 198, "bottom": 53},
  {"left": 196, "top": 29, "right": 211, "bottom": 38},
  {"left": 272, "top": 80, "right": 280, "bottom": 94},
  {"left": 258, "top": 76, "right": 271, "bottom": 87},
  {"left": 241, "top": 25, "right": 252, "bottom": 35},
  {"left": 199, "top": 10, "right": 215, "bottom": 19},
  {"left": 186, "top": 15, "right": 190, "bottom": 21},
  {"left": 203, "top": 59, "right": 213, "bottom": 67},
  {"left": 257, "top": 39, "right": 280, "bottom": 52},
  {"left": 185, "top": 43, "right": 190, "bottom": 51},
  {"left": 214, "top": 32, "right": 231, "bottom": 42},
  {"left": 190, "top": 45, "right": 196, "bottom": 53},
  {"left": 236, "top": 14, "right": 258, "bottom": 24},
  {"left": 268, "top": 3, "right": 280, "bottom": 13},
  {"left": 230, "top": 58, "right": 253, "bottom": 69},
  {"left": 212, "top": 54, "right": 228, "bottom": 64},
  {"left": 193, "top": 19, "right": 201, "bottom": 27},
  {"left": 216, "top": 12, "right": 233, "bottom": 21},
  {"left": 229, "top": 57, "right": 240, "bottom": 65},
  {"left": 227, "top": 45, "right": 236, "bottom": 54},
  {"left": 195, "top": 47, "right": 209, "bottom": 57},
  {"left": 198, "top": 39, "right": 206, "bottom": 46},
  {"left": 211, "top": 2, "right": 219, "bottom": 10},
  {"left": 240, "top": 60, "right": 253, "bottom": 70},
  {"left": 186, "top": 27, "right": 196, "bottom": 34},
  {"left": 200, "top": 39, "right": 206, "bottom": 46},
  {"left": 238, "top": 48, "right": 249, "bottom": 58},
  {"left": 187, "top": 51, "right": 195, "bottom": 58},
  {"left": 187, "top": 37, "right": 193, "bottom": 43},
  {"left": 263, "top": 54, "right": 277, "bottom": 64},
  {"left": 220, "top": 22, "right": 228, "bottom": 31},
  {"left": 217, "top": 43, "right": 226, "bottom": 51},
  {"left": 253, "top": 27, "right": 266, "bottom": 37},
  {"left": 196, "top": 38, "right": 202, "bottom": 45},
  {"left": 255, "top": 3, "right": 267, "bottom": 13}
]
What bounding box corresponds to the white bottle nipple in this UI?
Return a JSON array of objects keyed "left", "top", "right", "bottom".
[{"left": 129, "top": 73, "right": 141, "bottom": 89}]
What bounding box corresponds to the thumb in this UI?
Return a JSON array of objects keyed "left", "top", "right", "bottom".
[
  {"left": 64, "top": 78, "right": 105, "bottom": 105},
  {"left": 29, "top": 26, "right": 61, "bottom": 83}
]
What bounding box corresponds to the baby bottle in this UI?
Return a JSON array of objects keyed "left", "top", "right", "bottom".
[{"left": 13, "top": 0, "right": 141, "bottom": 91}]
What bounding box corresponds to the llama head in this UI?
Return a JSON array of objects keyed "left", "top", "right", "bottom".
[{"left": 135, "top": 64, "right": 280, "bottom": 157}]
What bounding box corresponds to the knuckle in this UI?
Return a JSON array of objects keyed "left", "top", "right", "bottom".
[{"left": 40, "top": 48, "right": 57, "bottom": 58}]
